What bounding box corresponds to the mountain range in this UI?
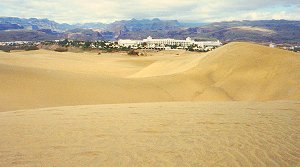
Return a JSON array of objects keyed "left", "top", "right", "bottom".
[{"left": 0, "top": 17, "right": 299, "bottom": 44}]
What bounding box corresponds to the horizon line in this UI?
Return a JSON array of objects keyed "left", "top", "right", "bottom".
[{"left": 1, "top": 16, "right": 300, "bottom": 25}]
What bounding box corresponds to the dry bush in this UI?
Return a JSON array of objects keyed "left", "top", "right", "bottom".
[
  {"left": 54, "top": 47, "right": 68, "bottom": 52},
  {"left": 127, "top": 49, "right": 139, "bottom": 56}
]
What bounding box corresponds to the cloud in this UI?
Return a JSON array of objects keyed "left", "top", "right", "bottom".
[{"left": 0, "top": 0, "right": 299, "bottom": 23}]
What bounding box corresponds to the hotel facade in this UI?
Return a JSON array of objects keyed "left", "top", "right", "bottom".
[{"left": 118, "top": 36, "right": 222, "bottom": 50}]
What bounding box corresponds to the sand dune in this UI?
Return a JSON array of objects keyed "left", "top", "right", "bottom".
[
  {"left": 1, "top": 42, "right": 300, "bottom": 111},
  {"left": 186, "top": 42, "right": 300, "bottom": 101},
  {"left": 0, "top": 42, "right": 300, "bottom": 166},
  {"left": 0, "top": 101, "right": 299, "bottom": 166}
]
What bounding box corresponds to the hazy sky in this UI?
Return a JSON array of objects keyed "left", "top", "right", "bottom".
[{"left": 0, "top": 0, "right": 299, "bottom": 23}]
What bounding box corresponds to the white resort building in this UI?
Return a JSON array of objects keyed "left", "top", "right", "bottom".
[
  {"left": 118, "top": 36, "right": 222, "bottom": 50},
  {"left": 117, "top": 39, "right": 142, "bottom": 47}
]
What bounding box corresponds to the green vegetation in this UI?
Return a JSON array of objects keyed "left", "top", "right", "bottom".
[
  {"left": 58, "top": 39, "right": 69, "bottom": 47},
  {"left": 82, "top": 42, "right": 91, "bottom": 49},
  {"left": 0, "top": 44, "right": 39, "bottom": 52},
  {"left": 294, "top": 47, "right": 300, "bottom": 52},
  {"left": 24, "top": 45, "right": 39, "bottom": 51},
  {"left": 0, "top": 46, "right": 11, "bottom": 52}
]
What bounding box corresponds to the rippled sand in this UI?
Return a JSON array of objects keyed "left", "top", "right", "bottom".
[{"left": 0, "top": 101, "right": 299, "bottom": 166}]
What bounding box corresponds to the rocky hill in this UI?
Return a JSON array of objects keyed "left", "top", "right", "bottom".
[
  {"left": 0, "top": 17, "right": 299, "bottom": 43},
  {"left": 171, "top": 20, "right": 300, "bottom": 43}
]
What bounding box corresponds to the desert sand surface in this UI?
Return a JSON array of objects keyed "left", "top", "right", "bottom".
[
  {"left": 0, "top": 101, "right": 299, "bottom": 166},
  {"left": 1, "top": 42, "right": 300, "bottom": 111},
  {"left": 0, "top": 42, "right": 300, "bottom": 166}
]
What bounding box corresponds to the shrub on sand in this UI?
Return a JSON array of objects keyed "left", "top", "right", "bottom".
[
  {"left": 54, "top": 47, "right": 68, "bottom": 52},
  {"left": 128, "top": 49, "right": 139, "bottom": 56}
]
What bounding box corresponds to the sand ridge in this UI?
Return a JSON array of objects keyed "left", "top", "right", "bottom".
[{"left": 129, "top": 54, "right": 204, "bottom": 78}]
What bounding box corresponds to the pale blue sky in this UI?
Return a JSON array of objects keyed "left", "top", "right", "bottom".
[{"left": 0, "top": 0, "right": 299, "bottom": 23}]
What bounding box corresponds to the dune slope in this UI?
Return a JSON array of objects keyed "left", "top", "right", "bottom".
[
  {"left": 129, "top": 54, "right": 204, "bottom": 78},
  {"left": 184, "top": 42, "right": 300, "bottom": 101}
]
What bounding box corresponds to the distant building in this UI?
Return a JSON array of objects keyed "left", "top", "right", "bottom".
[
  {"left": 118, "top": 36, "right": 222, "bottom": 50},
  {"left": 143, "top": 36, "right": 193, "bottom": 48},
  {"left": 194, "top": 41, "right": 222, "bottom": 48},
  {"left": 118, "top": 39, "right": 142, "bottom": 47},
  {"left": 269, "top": 43, "right": 277, "bottom": 48}
]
